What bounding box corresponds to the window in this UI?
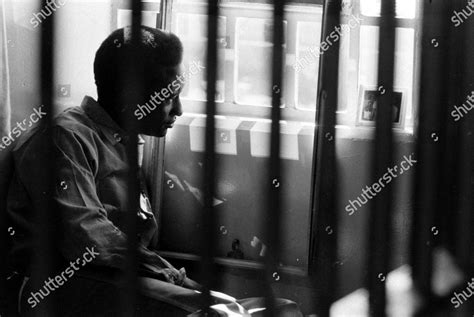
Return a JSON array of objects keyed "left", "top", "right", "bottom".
[
  {"left": 122, "top": 0, "right": 419, "bottom": 272},
  {"left": 171, "top": 1, "right": 322, "bottom": 122}
]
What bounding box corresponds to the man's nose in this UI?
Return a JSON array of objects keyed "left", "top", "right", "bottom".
[{"left": 171, "top": 97, "right": 183, "bottom": 117}]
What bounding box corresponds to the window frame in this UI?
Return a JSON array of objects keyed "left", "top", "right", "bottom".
[{"left": 172, "top": 1, "right": 324, "bottom": 124}]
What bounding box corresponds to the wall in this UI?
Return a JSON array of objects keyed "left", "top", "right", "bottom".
[
  {"left": 7, "top": 0, "right": 113, "bottom": 125},
  {"left": 161, "top": 115, "right": 415, "bottom": 313}
]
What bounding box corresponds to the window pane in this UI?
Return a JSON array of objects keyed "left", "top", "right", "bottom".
[
  {"left": 117, "top": 9, "right": 160, "bottom": 29},
  {"left": 359, "top": 26, "right": 379, "bottom": 87},
  {"left": 295, "top": 22, "right": 321, "bottom": 111},
  {"left": 394, "top": 28, "right": 415, "bottom": 122},
  {"left": 337, "top": 23, "right": 354, "bottom": 113},
  {"left": 172, "top": 13, "right": 226, "bottom": 102},
  {"left": 234, "top": 17, "right": 287, "bottom": 107},
  {"left": 360, "top": 0, "right": 417, "bottom": 19}
]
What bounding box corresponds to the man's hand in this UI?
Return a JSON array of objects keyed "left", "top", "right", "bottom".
[
  {"left": 137, "top": 192, "right": 158, "bottom": 246},
  {"left": 182, "top": 276, "right": 203, "bottom": 291}
]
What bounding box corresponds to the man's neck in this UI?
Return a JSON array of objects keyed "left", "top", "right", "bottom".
[{"left": 97, "top": 98, "right": 129, "bottom": 131}]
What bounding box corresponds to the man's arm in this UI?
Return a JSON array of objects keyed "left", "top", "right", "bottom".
[{"left": 18, "top": 125, "right": 167, "bottom": 271}]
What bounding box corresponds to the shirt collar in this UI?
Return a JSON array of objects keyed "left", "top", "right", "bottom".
[{"left": 81, "top": 96, "right": 127, "bottom": 145}]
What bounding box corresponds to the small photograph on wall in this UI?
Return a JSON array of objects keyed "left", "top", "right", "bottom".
[{"left": 357, "top": 86, "right": 406, "bottom": 129}]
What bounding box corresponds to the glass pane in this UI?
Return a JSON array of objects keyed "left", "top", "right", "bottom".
[
  {"left": 337, "top": 23, "right": 354, "bottom": 113},
  {"left": 359, "top": 26, "right": 379, "bottom": 87},
  {"left": 394, "top": 28, "right": 415, "bottom": 121},
  {"left": 360, "top": 0, "right": 416, "bottom": 19},
  {"left": 117, "top": 9, "right": 160, "bottom": 29},
  {"left": 235, "top": 17, "right": 287, "bottom": 107},
  {"left": 295, "top": 22, "right": 321, "bottom": 111},
  {"left": 295, "top": 20, "right": 352, "bottom": 112},
  {"left": 172, "top": 13, "right": 226, "bottom": 102}
]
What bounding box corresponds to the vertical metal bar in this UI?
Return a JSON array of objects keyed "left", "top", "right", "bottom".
[
  {"left": 200, "top": 0, "right": 219, "bottom": 313},
  {"left": 445, "top": 2, "right": 474, "bottom": 314},
  {"left": 453, "top": 0, "right": 474, "bottom": 271},
  {"left": 119, "top": 0, "right": 142, "bottom": 315},
  {"left": 444, "top": 0, "right": 464, "bottom": 258},
  {"left": 145, "top": 0, "right": 172, "bottom": 249},
  {"left": 30, "top": 0, "right": 57, "bottom": 315},
  {"left": 367, "top": 0, "right": 395, "bottom": 315},
  {"left": 309, "top": 0, "right": 340, "bottom": 316},
  {"left": 0, "top": 0, "right": 12, "bottom": 304},
  {"left": 262, "top": 0, "right": 285, "bottom": 316},
  {"left": 410, "top": 0, "right": 451, "bottom": 302},
  {"left": 0, "top": 0, "right": 11, "bottom": 296}
]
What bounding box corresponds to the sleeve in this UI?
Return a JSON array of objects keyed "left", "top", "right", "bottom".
[{"left": 50, "top": 126, "right": 165, "bottom": 270}]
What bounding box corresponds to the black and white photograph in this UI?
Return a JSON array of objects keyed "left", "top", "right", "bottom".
[
  {"left": 0, "top": 0, "right": 473, "bottom": 316},
  {"left": 357, "top": 86, "right": 405, "bottom": 128}
]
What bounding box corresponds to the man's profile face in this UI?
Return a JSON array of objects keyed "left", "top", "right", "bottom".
[{"left": 136, "top": 64, "right": 184, "bottom": 137}]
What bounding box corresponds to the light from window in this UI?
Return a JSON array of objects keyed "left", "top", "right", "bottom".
[
  {"left": 234, "top": 18, "right": 287, "bottom": 107},
  {"left": 295, "top": 22, "right": 321, "bottom": 111},
  {"left": 173, "top": 13, "right": 226, "bottom": 102},
  {"left": 360, "top": 0, "right": 417, "bottom": 19}
]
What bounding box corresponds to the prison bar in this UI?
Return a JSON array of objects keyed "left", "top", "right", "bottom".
[
  {"left": 0, "top": 0, "right": 9, "bottom": 308},
  {"left": 261, "top": 0, "right": 286, "bottom": 315},
  {"left": 117, "top": 0, "right": 143, "bottom": 315},
  {"left": 309, "top": 0, "right": 341, "bottom": 316},
  {"left": 410, "top": 0, "right": 452, "bottom": 307},
  {"left": 442, "top": 0, "right": 464, "bottom": 267},
  {"left": 367, "top": 0, "right": 396, "bottom": 315},
  {"left": 453, "top": 0, "right": 474, "bottom": 298},
  {"left": 31, "top": 0, "right": 58, "bottom": 315},
  {"left": 437, "top": 0, "right": 457, "bottom": 288},
  {"left": 200, "top": 0, "right": 220, "bottom": 313}
]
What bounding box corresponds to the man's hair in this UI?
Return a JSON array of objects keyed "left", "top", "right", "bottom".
[{"left": 94, "top": 26, "right": 183, "bottom": 110}]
